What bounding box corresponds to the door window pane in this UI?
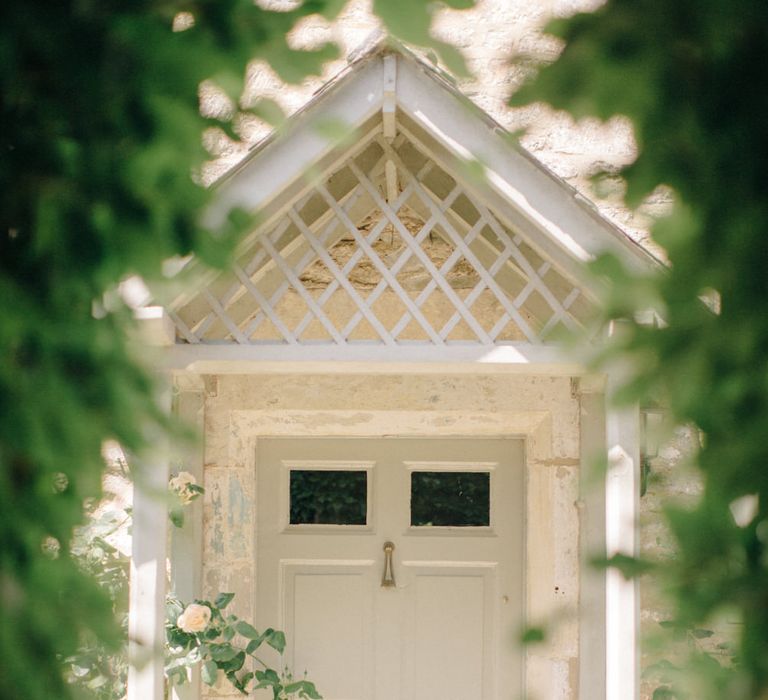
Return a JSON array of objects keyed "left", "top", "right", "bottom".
[
  {"left": 410, "top": 471, "right": 490, "bottom": 527},
  {"left": 290, "top": 470, "right": 367, "bottom": 525}
]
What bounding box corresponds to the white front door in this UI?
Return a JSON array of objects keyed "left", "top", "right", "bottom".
[{"left": 256, "top": 437, "right": 524, "bottom": 700}]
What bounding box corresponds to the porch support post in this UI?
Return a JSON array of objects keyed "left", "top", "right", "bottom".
[
  {"left": 577, "top": 376, "right": 607, "bottom": 700},
  {"left": 128, "top": 381, "right": 172, "bottom": 700},
  {"left": 605, "top": 374, "right": 641, "bottom": 700},
  {"left": 169, "top": 373, "right": 206, "bottom": 700}
]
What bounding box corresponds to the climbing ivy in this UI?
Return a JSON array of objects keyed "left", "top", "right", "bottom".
[
  {"left": 0, "top": 2, "right": 474, "bottom": 699},
  {"left": 513, "top": 1, "right": 768, "bottom": 697}
]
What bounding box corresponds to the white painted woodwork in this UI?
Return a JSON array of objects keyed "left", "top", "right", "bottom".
[
  {"left": 605, "top": 377, "right": 640, "bottom": 700},
  {"left": 382, "top": 53, "right": 399, "bottom": 204},
  {"left": 169, "top": 378, "right": 206, "bottom": 700},
  {"left": 127, "top": 385, "right": 171, "bottom": 700},
  {"left": 135, "top": 306, "right": 176, "bottom": 346},
  {"left": 162, "top": 342, "right": 583, "bottom": 375},
  {"left": 393, "top": 56, "right": 653, "bottom": 276},
  {"left": 255, "top": 437, "right": 524, "bottom": 700},
  {"left": 169, "top": 128, "right": 591, "bottom": 348},
  {"left": 203, "top": 58, "right": 383, "bottom": 230}
]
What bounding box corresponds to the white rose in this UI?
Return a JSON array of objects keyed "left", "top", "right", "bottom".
[
  {"left": 177, "top": 603, "right": 211, "bottom": 633},
  {"left": 169, "top": 471, "right": 196, "bottom": 492},
  {"left": 169, "top": 471, "right": 199, "bottom": 504}
]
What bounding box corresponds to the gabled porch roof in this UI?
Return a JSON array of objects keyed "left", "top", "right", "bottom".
[{"left": 156, "top": 41, "right": 658, "bottom": 376}]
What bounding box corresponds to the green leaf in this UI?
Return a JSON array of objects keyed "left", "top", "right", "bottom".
[
  {"left": 312, "top": 117, "right": 357, "bottom": 150},
  {"left": 692, "top": 628, "right": 715, "bottom": 639},
  {"left": 167, "top": 666, "right": 188, "bottom": 687},
  {"left": 520, "top": 626, "right": 546, "bottom": 645},
  {"left": 266, "top": 629, "right": 286, "bottom": 654},
  {"left": 219, "top": 650, "right": 246, "bottom": 673},
  {"left": 201, "top": 660, "right": 218, "bottom": 686},
  {"left": 374, "top": 0, "right": 431, "bottom": 45},
  {"left": 214, "top": 592, "right": 235, "bottom": 609},
  {"left": 317, "top": 0, "right": 348, "bottom": 19},
  {"left": 265, "top": 44, "right": 339, "bottom": 84},
  {"left": 247, "top": 98, "right": 286, "bottom": 128},
  {"left": 86, "top": 674, "right": 108, "bottom": 689},
  {"left": 300, "top": 681, "right": 323, "bottom": 699},
  {"left": 429, "top": 40, "right": 469, "bottom": 77},
  {"left": 226, "top": 670, "right": 244, "bottom": 692},
  {"left": 169, "top": 509, "right": 184, "bottom": 528},
  {"left": 255, "top": 668, "right": 282, "bottom": 688},
  {"left": 590, "top": 553, "right": 655, "bottom": 580},
  {"left": 209, "top": 643, "right": 240, "bottom": 662},
  {"left": 286, "top": 679, "right": 323, "bottom": 699},
  {"left": 235, "top": 620, "right": 261, "bottom": 639},
  {"left": 166, "top": 598, "right": 184, "bottom": 622},
  {"left": 659, "top": 620, "right": 682, "bottom": 629},
  {"left": 246, "top": 638, "right": 263, "bottom": 654}
]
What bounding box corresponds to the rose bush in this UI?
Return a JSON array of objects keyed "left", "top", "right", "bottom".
[
  {"left": 166, "top": 593, "right": 321, "bottom": 698},
  {"left": 176, "top": 603, "right": 211, "bottom": 634},
  {"left": 168, "top": 469, "right": 204, "bottom": 528},
  {"left": 169, "top": 471, "right": 202, "bottom": 506}
]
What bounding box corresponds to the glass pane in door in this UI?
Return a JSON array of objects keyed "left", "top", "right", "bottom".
[
  {"left": 410, "top": 471, "right": 490, "bottom": 526},
  {"left": 290, "top": 469, "right": 368, "bottom": 525}
]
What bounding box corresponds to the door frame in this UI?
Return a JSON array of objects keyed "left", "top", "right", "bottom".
[
  {"left": 247, "top": 420, "right": 532, "bottom": 698},
  {"left": 226, "top": 382, "right": 575, "bottom": 699}
]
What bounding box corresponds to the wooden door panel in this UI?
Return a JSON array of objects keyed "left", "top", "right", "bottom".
[
  {"left": 281, "top": 561, "right": 376, "bottom": 700},
  {"left": 401, "top": 563, "right": 497, "bottom": 700}
]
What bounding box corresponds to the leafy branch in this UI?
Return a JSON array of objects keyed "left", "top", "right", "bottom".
[{"left": 165, "top": 593, "right": 321, "bottom": 699}]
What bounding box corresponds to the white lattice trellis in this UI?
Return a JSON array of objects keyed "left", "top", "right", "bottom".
[{"left": 169, "top": 128, "right": 593, "bottom": 347}]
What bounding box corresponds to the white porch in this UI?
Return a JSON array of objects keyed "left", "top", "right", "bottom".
[{"left": 129, "top": 44, "right": 646, "bottom": 700}]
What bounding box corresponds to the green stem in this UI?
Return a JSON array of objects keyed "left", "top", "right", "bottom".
[{"left": 247, "top": 653, "right": 270, "bottom": 669}]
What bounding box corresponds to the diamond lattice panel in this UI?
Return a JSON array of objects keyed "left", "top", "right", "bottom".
[{"left": 169, "top": 132, "right": 592, "bottom": 346}]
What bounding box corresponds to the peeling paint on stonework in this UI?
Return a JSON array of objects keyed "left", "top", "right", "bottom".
[
  {"left": 430, "top": 415, "right": 460, "bottom": 426},
  {"left": 205, "top": 471, "right": 226, "bottom": 557},
  {"left": 299, "top": 411, "right": 376, "bottom": 427},
  {"left": 226, "top": 474, "right": 252, "bottom": 559},
  {"left": 204, "top": 567, "right": 222, "bottom": 603}
]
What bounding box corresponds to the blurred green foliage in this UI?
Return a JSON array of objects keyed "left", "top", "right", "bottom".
[
  {"left": 0, "top": 1, "right": 469, "bottom": 698},
  {"left": 513, "top": 1, "right": 768, "bottom": 697},
  {"left": 66, "top": 508, "right": 131, "bottom": 699}
]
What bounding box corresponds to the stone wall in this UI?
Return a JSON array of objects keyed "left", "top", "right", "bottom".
[
  {"left": 638, "top": 426, "right": 730, "bottom": 700},
  {"left": 204, "top": 0, "right": 672, "bottom": 258}
]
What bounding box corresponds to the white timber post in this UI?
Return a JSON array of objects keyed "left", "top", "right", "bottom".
[
  {"left": 128, "top": 308, "right": 176, "bottom": 700},
  {"left": 605, "top": 372, "right": 641, "bottom": 700},
  {"left": 169, "top": 373, "right": 206, "bottom": 700},
  {"left": 577, "top": 375, "right": 608, "bottom": 700},
  {"left": 382, "top": 53, "right": 399, "bottom": 205}
]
